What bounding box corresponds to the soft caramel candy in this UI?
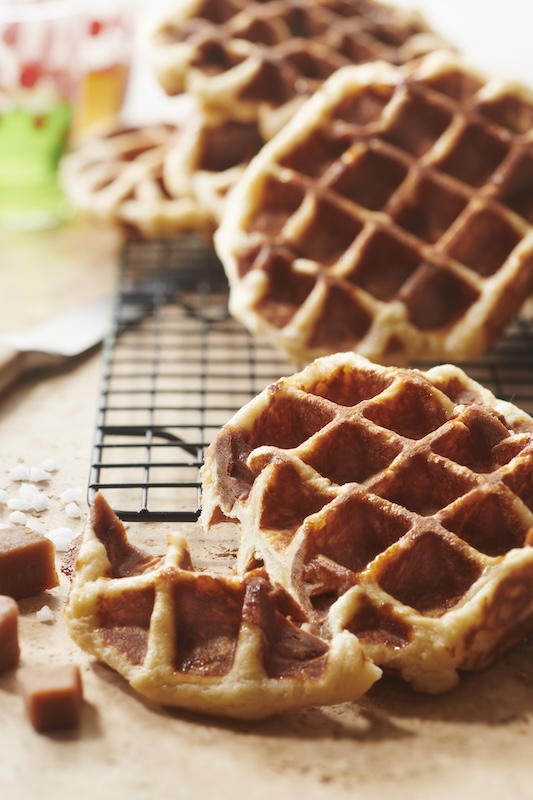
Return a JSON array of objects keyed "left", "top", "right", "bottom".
[
  {"left": 0, "top": 595, "right": 19, "bottom": 674},
  {"left": 18, "top": 665, "right": 84, "bottom": 733},
  {"left": 0, "top": 528, "right": 58, "bottom": 600}
]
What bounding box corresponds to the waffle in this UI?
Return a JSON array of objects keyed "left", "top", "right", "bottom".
[
  {"left": 150, "top": 0, "right": 449, "bottom": 138},
  {"left": 63, "top": 492, "right": 380, "bottom": 720},
  {"left": 61, "top": 124, "right": 213, "bottom": 238},
  {"left": 164, "top": 103, "right": 266, "bottom": 225},
  {"left": 201, "top": 352, "right": 533, "bottom": 693},
  {"left": 215, "top": 52, "right": 533, "bottom": 366}
]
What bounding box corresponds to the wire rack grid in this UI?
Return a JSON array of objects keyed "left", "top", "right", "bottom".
[
  {"left": 88, "top": 235, "right": 533, "bottom": 522},
  {"left": 88, "top": 236, "right": 294, "bottom": 521}
]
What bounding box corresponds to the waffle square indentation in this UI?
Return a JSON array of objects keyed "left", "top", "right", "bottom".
[
  {"left": 326, "top": 145, "right": 409, "bottom": 211},
  {"left": 445, "top": 206, "right": 522, "bottom": 276},
  {"left": 435, "top": 122, "right": 510, "bottom": 187},
  {"left": 347, "top": 227, "right": 420, "bottom": 301},
  {"left": 495, "top": 152, "right": 533, "bottom": 224},
  {"left": 391, "top": 174, "right": 469, "bottom": 243},
  {"left": 374, "top": 529, "right": 483, "bottom": 614},
  {"left": 383, "top": 90, "right": 453, "bottom": 156},
  {"left": 299, "top": 418, "right": 403, "bottom": 484}
]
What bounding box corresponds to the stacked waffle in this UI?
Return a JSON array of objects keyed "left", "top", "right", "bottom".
[
  {"left": 63, "top": 1, "right": 533, "bottom": 366},
  {"left": 62, "top": 0, "right": 450, "bottom": 240},
  {"left": 150, "top": 0, "right": 447, "bottom": 137}
]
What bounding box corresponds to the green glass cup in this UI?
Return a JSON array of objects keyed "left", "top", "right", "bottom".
[{"left": 0, "top": 0, "right": 83, "bottom": 230}]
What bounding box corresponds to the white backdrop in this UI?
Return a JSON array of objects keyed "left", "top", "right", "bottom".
[{"left": 393, "top": 0, "right": 532, "bottom": 84}]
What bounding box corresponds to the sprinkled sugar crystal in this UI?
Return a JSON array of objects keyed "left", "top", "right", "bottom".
[
  {"left": 36, "top": 605, "right": 55, "bottom": 623},
  {"left": 19, "top": 483, "right": 36, "bottom": 502},
  {"left": 26, "top": 518, "right": 46, "bottom": 534},
  {"left": 10, "top": 465, "right": 31, "bottom": 482},
  {"left": 46, "top": 527, "right": 74, "bottom": 552},
  {"left": 9, "top": 510, "right": 27, "bottom": 525},
  {"left": 38, "top": 459, "right": 58, "bottom": 473},
  {"left": 60, "top": 487, "right": 83, "bottom": 504},
  {"left": 7, "top": 498, "right": 31, "bottom": 512},
  {"left": 29, "top": 467, "right": 52, "bottom": 483},
  {"left": 65, "top": 503, "right": 82, "bottom": 519},
  {"left": 31, "top": 493, "right": 49, "bottom": 513}
]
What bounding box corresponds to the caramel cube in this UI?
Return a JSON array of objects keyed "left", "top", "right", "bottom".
[
  {"left": 18, "top": 665, "right": 84, "bottom": 732},
  {"left": 0, "top": 595, "right": 19, "bottom": 674},
  {"left": 0, "top": 528, "right": 58, "bottom": 600}
]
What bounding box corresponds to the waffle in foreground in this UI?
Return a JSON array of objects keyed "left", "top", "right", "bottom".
[
  {"left": 215, "top": 53, "right": 533, "bottom": 366},
  {"left": 150, "top": 0, "right": 449, "bottom": 138},
  {"left": 63, "top": 492, "right": 380, "bottom": 720},
  {"left": 202, "top": 353, "right": 533, "bottom": 693}
]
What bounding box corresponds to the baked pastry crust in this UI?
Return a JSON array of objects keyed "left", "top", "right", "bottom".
[
  {"left": 215, "top": 53, "right": 533, "bottom": 365},
  {"left": 64, "top": 492, "right": 380, "bottom": 720},
  {"left": 202, "top": 352, "right": 533, "bottom": 693}
]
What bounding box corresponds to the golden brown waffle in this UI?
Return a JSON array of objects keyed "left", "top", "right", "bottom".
[
  {"left": 150, "top": 0, "right": 449, "bottom": 138},
  {"left": 64, "top": 492, "right": 380, "bottom": 720},
  {"left": 201, "top": 353, "right": 533, "bottom": 693},
  {"left": 164, "top": 103, "right": 266, "bottom": 225},
  {"left": 215, "top": 53, "right": 533, "bottom": 366},
  {"left": 61, "top": 124, "right": 213, "bottom": 238}
]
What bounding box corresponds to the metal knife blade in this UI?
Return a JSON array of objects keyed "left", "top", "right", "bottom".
[{"left": 0, "top": 295, "right": 115, "bottom": 396}]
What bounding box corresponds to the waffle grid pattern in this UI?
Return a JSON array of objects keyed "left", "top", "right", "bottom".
[
  {"left": 151, "top": 0, "right": 446, "bottom": 134},
  {"left": 202, "top": 352, "right": 533, "bottom": 692},
  {"left": 217, "top": 54, "right": 533, "bottom": 365}
]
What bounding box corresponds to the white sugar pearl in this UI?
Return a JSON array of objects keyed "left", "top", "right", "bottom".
[
  {"left": 10, "top": 465, "right": 31, "bottom": 482},
  {"left": 65, "top": 502, "right": 82, "bottom": 519},
  {"left": 19, "top": 483, "right": 36, "bottom": 501},
  {"left": 29, "top": 467, "right": 51, "bottom": 483},
  {"left": 9, "top": 510, "right": 27, "bottom": 525},
  {"left": 25, "top": 518, "right": 46, "bottom": 534},
  {"left": 60, "top": 487, "right": 83, "bottom": 504},
  {"left": 36, "top": 605, "right": 55, "bottom": 623},
  {"left": 31, "top": 493, "right": 49, "bottom": 513},
  {"left": 39, "top": 458, "right": 58, "bottom": 473},
  {"left": 7, "top": 498, "right": 31, "bottom": 512},
  {"left": 0, "top": 488, "right": 9, "bottom": 504},
  {"left": 46, "top": 527, "right": 74, "bottom": 552}
]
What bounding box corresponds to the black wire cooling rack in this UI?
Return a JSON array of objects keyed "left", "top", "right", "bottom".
[
  {"left": 87, "top": 235, "right": 294, "bottom": 522},
  {"left": 88, "top": 235, "right": 533, "bottom": 522}
]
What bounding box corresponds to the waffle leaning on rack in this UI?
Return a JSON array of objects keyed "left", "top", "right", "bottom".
[{"left": 215, "top": 51, "right": 533, "bottom": 366}]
